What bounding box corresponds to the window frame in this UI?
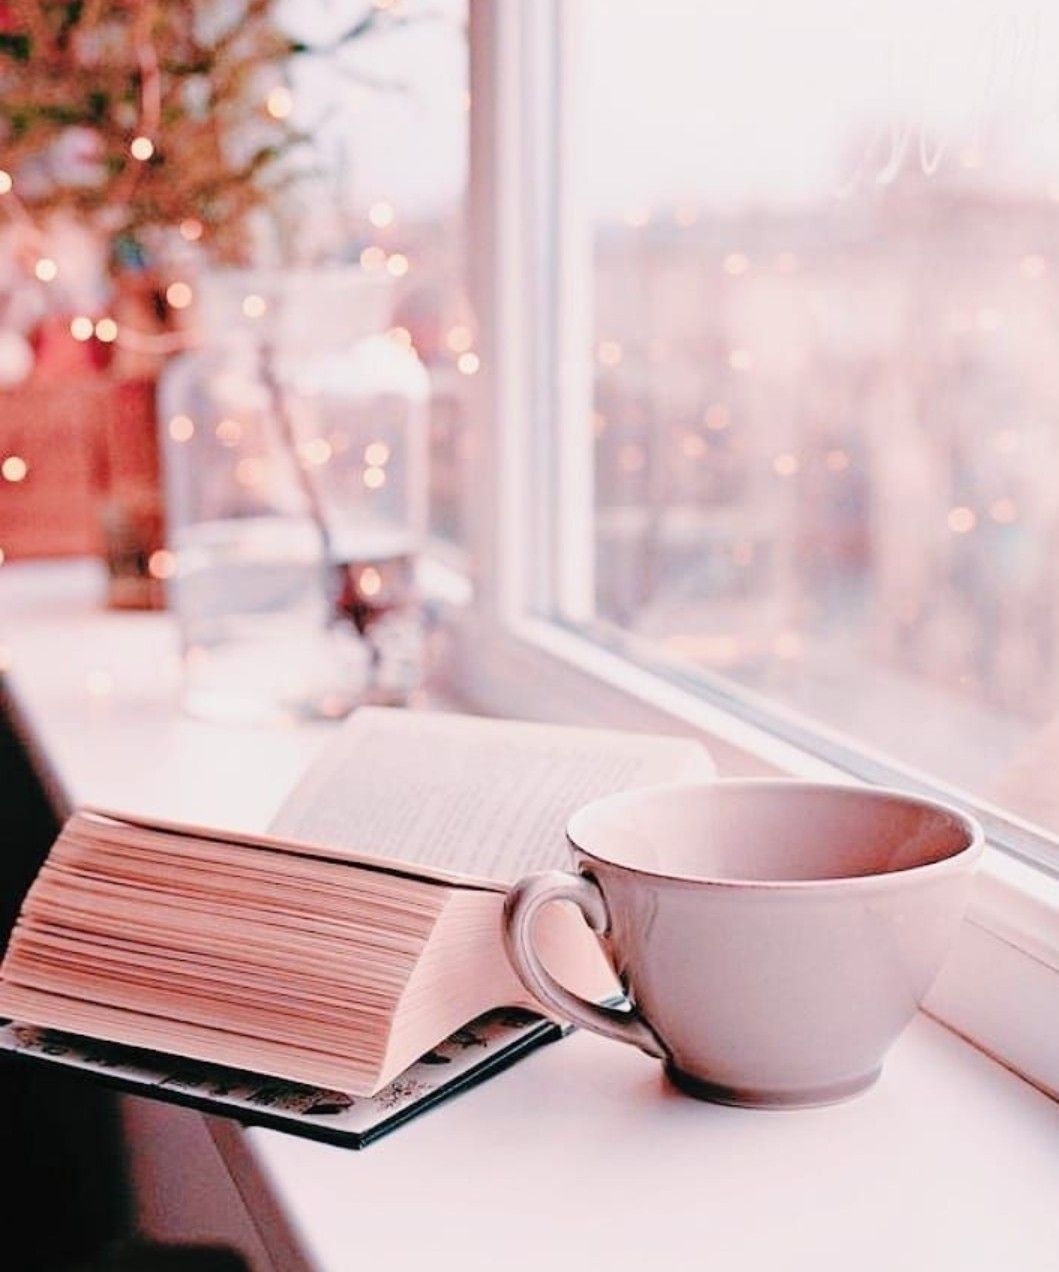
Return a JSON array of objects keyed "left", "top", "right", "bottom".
[{"left": 453, "top": 0, "right": 1058, "bottom": 1096}]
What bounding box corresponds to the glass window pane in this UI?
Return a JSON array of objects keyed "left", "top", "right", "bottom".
[{"left": 574, "top": 0, "right": 1059, "bottom": 844}]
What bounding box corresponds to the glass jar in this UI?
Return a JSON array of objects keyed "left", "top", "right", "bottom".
[{"left": 159, "top": 267, "right": 430, "bottom": 723}]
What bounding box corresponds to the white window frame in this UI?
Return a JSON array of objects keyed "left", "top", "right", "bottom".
[{"left": 450, "top": 0, "right": 1058, "bottom": 1097}]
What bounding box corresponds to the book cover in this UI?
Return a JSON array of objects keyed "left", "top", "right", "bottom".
[{"left": 0, "top": 1008, "right": 565, "bottom": 1150}]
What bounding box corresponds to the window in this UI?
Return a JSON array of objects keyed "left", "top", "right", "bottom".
[{"left": 513, "top": 0, "right": 1059, "bottom": 865}]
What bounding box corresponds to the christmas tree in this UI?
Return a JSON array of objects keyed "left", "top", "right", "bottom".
[{"left": 0, "top": 0, "right": 300, "bottom": 265}]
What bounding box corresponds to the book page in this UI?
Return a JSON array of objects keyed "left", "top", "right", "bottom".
[{"left": 269, "top": 708, "right": 713, "bottom": 886}]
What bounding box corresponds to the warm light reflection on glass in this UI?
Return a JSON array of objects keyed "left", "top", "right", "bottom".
[
  {"left": 166, "top": 281, "right": 193, "bottom": 309},
  {"left": 301, "top": 439, "right": 333, "bottom": 467},
  {"left": 446, "top": 324, "right": 473, "bottom": 353},
  {"left": 215, "top": 418, "right": 243, "bottom": 447},
  {"left": 168, "top": 415, "right": 195, "bottom": 443},
  {"left": 266, "top": 85, "right": 293, "bottom": 119},
  {"left": 242, "top": 294, "right": 267, "bottom": 319},
  {"left": 148, "top": 549, "right": 177, "bottom": 580}
]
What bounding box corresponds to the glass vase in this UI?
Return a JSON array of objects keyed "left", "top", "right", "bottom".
[{"left": 158, "top": 267, "right": 430, "bottom": 723}]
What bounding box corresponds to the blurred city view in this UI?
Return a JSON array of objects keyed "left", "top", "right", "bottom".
[
  {"left": 589, "top": 158, "right": 1059, "bottom": 821},
  {"left": 572, "top": 2, "right": 1059, "bottom": 836}
]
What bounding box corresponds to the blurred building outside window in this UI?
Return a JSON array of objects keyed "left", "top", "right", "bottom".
[{"left": 562, "top": 0, "right": 1059, "bottom": 852}]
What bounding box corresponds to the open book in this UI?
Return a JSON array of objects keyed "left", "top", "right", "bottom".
[{"left": 0, "top": 709, "right": 713, "bottom": 1101}]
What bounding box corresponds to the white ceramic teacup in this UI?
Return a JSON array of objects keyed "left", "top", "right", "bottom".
[{"left": 503, "top": 780, "right": 983, "bottom": 1108}]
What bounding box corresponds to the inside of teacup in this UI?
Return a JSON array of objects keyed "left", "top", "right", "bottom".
[{"left": 567, "top": 782, "right": 976, "bottom": 883}]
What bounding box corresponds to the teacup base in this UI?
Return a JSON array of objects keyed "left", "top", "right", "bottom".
[{"left": 665, "top": 1062, "right": 882, "bottom": 1109}]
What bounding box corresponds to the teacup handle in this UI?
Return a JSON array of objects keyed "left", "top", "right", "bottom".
[{"left": 502, "top": 870, "right": 666, "bottom": 1059}]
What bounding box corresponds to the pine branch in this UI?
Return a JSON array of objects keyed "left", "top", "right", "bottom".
[{"left": 0, "top": 0, "right": 393, "bottom": 265}]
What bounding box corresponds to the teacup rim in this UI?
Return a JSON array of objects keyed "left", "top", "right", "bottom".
[{"left": 565, "top": 777, "right": 985, "bottom": 889}]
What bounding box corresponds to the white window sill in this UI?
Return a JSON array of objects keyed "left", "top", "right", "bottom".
[{"left": 0, "top": 559, "right": 1056, "bottom": 1272}]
